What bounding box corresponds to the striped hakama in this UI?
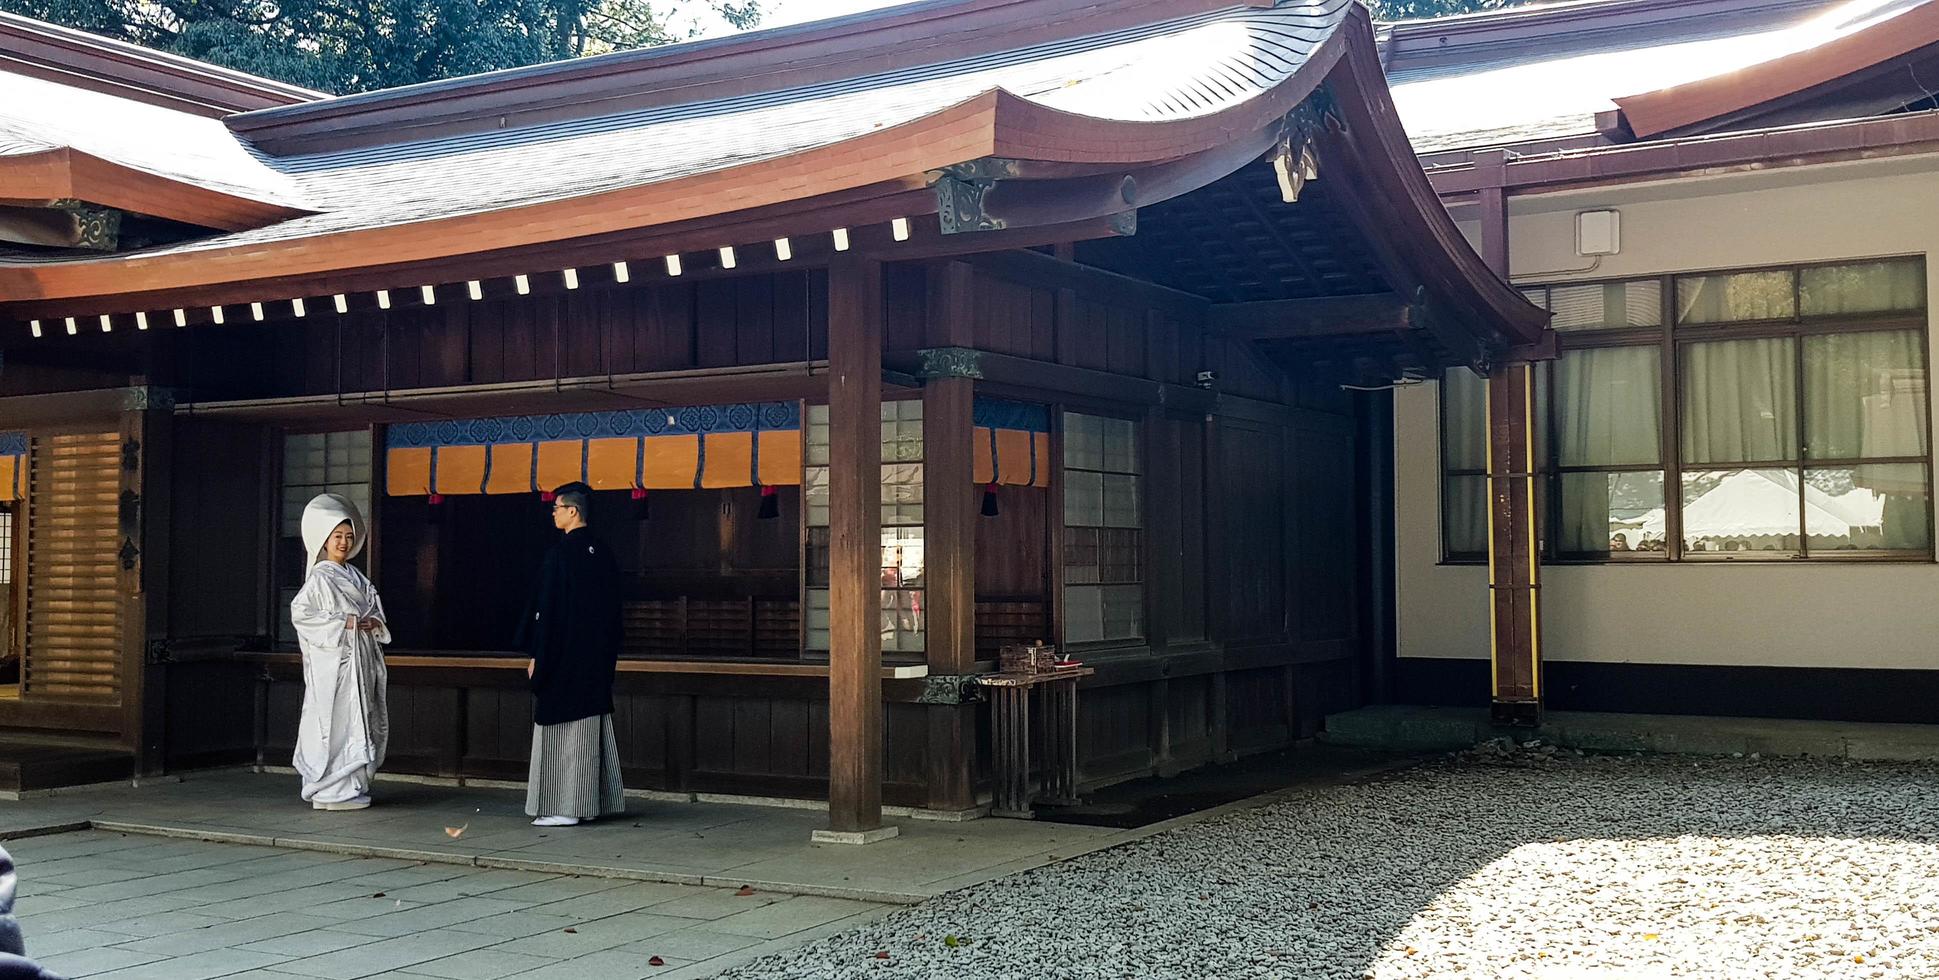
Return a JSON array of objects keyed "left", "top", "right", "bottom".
[{"left": 525, "top": 713, "right": 625, "bottom": 819}]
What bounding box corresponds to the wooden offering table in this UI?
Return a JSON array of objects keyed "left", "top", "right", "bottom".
[{"left": 978, "top": 666, "right": 1095, "bottom": 818}]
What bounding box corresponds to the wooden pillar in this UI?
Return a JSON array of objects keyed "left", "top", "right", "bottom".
[
  {"left": 922, "top": 262, "right": 978, "bottom": 814},
  {"left": 1477, "top": 150, "right": 1543, "bottom": 726},
  {"left": 818, "top": 255, "right": 897, "bottom": 843},
  {"left": 132, "top": 395, "right": 173, "bottom": 774}
]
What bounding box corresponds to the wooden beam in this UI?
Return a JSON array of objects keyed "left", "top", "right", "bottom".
[
  {"left": 920, "top": 261, "right": 977, "bottom": 812},
  {"left": 1208, "top": 293, "right": 1409, "bottom": 341},
  {"left": 0, "top": 204, "right": 117, "bottom": 251},
  {"left": 873, "top": 211, "right": 1136, "bottom": 263},
  {"left": 1473, "top": 165, "right": 1543, "bottom": 727},
  {"left": 821, "top": 254, "right": 894, "bottom": 841}
]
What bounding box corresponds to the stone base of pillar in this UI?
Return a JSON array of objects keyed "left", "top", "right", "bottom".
[
  {"left": 1491, "top": 698, "right": 1542, "bottom": 728},
  {"left": 811, "top": 825, "right": 902, "bottom": 845}
]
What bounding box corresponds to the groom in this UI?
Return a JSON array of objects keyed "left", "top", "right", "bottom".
[{"left": 519, "top": 481, "right": 625, "bottom": 827}]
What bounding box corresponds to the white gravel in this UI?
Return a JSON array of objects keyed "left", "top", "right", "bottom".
[{"left": 717, "top": 750, "right": 1939, "bottom": 979}]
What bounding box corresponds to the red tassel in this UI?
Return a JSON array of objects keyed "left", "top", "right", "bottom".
[
  {"left": 980, "top": 482, "right": 1000, "bottom": 517},
  {"left": 427, "top": 493, "right": 444, "bottom": 505},
  {"left": 757, "top": 484, "right": 780, "bottom": 520},
  {"left": 540, "top": 490, "right": 556, "bottom": 502},
  {"left": 631, "top": 488, "right": 650, "bottom": 521}
]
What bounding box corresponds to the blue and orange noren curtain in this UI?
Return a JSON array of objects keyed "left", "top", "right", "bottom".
[
  {"left": 971, "top": 398, "right": 1050, "bottom": 488},
  {"left": 0, "top": 432, "right": 23, "bottom": 503},
  {"left": 384, "top": 402, "right": 803, "bottom": 497}
]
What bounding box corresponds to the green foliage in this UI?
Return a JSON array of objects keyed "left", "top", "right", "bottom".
[
  {"left": 1367, "top": 0, "right": 1525, "bottom": 22},
  {"left": 1, "top": 0, "right": 763, "bottom": 93}
]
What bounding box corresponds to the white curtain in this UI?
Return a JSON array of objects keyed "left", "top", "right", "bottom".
[
  {"left": 1557, "top": 346, "right": 1660, "bottom": 467},
  {"left": 1441, "top": 370, "right": 1488, "bottom": 472},
  {"left": 1681, "top": 338, "right": 1797, "bottom": 465},
  {"left": 1800, "top": 259, "right": 1925, "bottom": 316},
  {"left": 1803, "top": 330, "right": 1926, "bottom": 461}
]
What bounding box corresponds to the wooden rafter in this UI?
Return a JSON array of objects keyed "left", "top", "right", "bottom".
[{"left": 1208, "top": 293, "right": 1408, "bottom": 340}]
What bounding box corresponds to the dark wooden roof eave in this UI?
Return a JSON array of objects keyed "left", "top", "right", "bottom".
[
  {"left": 0, "top": 28, "right": 1346, "bottom": 315},
  {"left": 1611, "top": 0, "right": 1939, "bottom": 139},
  {"left": 0, "top": 146, "right": 311, "bottom": 231},
  {"left": 1315, "top": 14, "right": 1549, "bottom": 360}
]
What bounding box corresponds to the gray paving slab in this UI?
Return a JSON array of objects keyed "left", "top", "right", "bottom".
[
  {"left": 270, "top": 927, "right": 500, "bottom": 979},
  {"left": 86, "top": 947, "right": 294, "bottom": 980},
  {"left": 484, "top": 911, "right": 697, "bottom": 958},
  {"left": 36, "top": 945, "right": 169, "bottom": 979},
  {"left": 23, "top": 927, "right": 128, "bottom": 958},
  {"left": 438, "top": 908, "right": 586, "bottom": 941},
  {"left": 525, "top": 881, "right": 701, "bottom": 920},
  {"left": 233, "top": 929, "right": 374, "bottom": 958},
  {"left": 703, "top": 896, "right": 887, "bottom": 940},
  {"left": 645, "top": 890, "right": 784, "bottom": 922},
  {"left": 394, "top": 948, "right": 560, "bottom": 980},
  {"left": 327, "top": 895, "right": 535, "bottom": 937},
  {"left": 613, "top": 929, "right": 761, "bottom": 961},
  {"left": 108, "top": 912, "right": 364, "bottom": 957},
  {"left": 500, "top": 949, "right": 690, "bottom": 980}
]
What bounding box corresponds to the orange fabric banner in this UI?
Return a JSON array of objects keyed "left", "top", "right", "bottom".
[
  {"left": 535, "top": 441, "right": 583, "bottom": 491},
  {"left": 757, "top": 430, "right": 802, "bottom": 487},
  {"left": 433, "top": 445, "right": 487, "bottom": 496},
  {"left": 586, "top": 438, "right": 640, "bottom": 491},
  {"left": 640, "top": 435, "right": 701, "bottom": 490},
  {"left": 387, "top": 447, "right": 432, "bottom": 496},
  {"left": 700, "top": 432, "right": 753, "bottom": 489},
  {"left": 485, "top": 443, "right": 534, "bottom": 495}
]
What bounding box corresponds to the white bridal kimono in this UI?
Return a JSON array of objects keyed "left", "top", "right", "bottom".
[{"left": 290, "top": 494, "right": 390, "bottom": 806}]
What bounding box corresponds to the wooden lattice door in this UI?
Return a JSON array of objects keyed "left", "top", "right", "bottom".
[{"left": 23, "top": 431, "right": 123, "bottom": 703}]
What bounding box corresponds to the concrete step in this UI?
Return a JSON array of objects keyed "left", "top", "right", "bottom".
[{"left": 1322, "top": 704, "right": 1939, "bottom": 762}]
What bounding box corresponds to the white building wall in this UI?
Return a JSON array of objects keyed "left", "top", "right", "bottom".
[{"left": 1397, "top": 159, "right": 1939, "bottom": 672}]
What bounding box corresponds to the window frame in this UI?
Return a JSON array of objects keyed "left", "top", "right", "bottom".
[
  {"left": 270, "top": 426, "right": 378, "bottom": 646},
  {"left": 1448, "top": 256, "right": 1933, "bottom": 566},
  {"left": 1058, "top": 407, "right": 1147, "bottom": 649}
]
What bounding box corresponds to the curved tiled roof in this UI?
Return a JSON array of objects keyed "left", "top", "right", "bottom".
[{"left": 0, "top": 0, "right": 1355, "bottom": 281}]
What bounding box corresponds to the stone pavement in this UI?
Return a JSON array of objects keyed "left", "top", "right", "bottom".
[
  {"left": 13, "top": 828, "right": 891, "bottom": 979},
  {"left": 1324, "top": 704, "right": 1939, "bottom": 760},
  {"left": 0, "top": 770, "right": 1128, "bottom": 904}
]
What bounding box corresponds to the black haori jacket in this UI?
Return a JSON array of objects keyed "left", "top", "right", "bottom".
[{"left": 518, "top": 526, "right": 623, "bottom": 727}]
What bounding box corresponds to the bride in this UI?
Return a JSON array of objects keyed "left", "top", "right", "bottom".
[{"left": 290, "top": 493, "right": 390, "bottom": 810}]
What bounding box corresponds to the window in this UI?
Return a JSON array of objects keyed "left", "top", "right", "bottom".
[
  {"left": 1447, "top": 257, "right": 1930, "bottom": 562},
  {"left": 804, "top": 400, "right": 926, "bottom": 654},
  {"left": 1063, "top": 411, "right": 1143, "bottom": 643},
  {"left": 1440, "top": 369, "right": 1489, "bottom": 560},
  {"left": 277, "top": 430, "right": 373, "bottom": 643}
]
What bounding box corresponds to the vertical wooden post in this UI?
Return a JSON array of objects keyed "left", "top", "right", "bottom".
[
  {"left": 922, "top": 262, "right": 978, "bottom": 814},
  {"left": 818, "top": 255, "right": 896, "bottom": 843},
  {"left": 1477, "top": 150, "right": 1543, "bottom": 726},
  {"left": 131, "top": 396, "right": 170, "bottom": 773}
]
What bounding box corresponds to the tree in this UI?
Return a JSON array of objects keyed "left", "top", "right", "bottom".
[
  {"left": 1, "top": 0, "right": 762, "bottom": 93},
  {"left": 1366, "top": 0, "right": 1525, "bottom": 21}
]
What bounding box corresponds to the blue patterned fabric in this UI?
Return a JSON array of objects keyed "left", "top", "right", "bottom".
[
  {"left": 972, "top": 398, "right": 1049, "bottom": 433},
  {"left": 0, "top": 433, "right": 23, "bottom": 457},
  {"left": 387, "top": 402, "right": 801, "bottom": 449}
]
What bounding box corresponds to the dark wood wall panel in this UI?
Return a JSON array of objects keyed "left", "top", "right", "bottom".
[
  {"left": 162, "top": 662, "right": 256, "bottom": 770},
  {"left": 167, "top": 272, "right": 827, "bottom": 401},
  {"left": 973, "top": 485, "right": 1049, "bottom": 598},
  {"left": 1225, "top": 667, "right": 1290, "bottom": 752},
  {"left": 1295, "top": 424, "right": 1357, "bottom": 642},
  {"left": 1078, "top": 683, "right": 1151, "bottom": 779},
  {"left": 1216, "top": 420, "right": 1288, "bottom": 641},
  {"left": 168, "top": 419, "right": 270, "bottom": 639}
]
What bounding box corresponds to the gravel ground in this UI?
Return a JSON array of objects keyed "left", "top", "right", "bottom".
[{"left": 718, "top": 747, "right": 1939, "bottom": 979}]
